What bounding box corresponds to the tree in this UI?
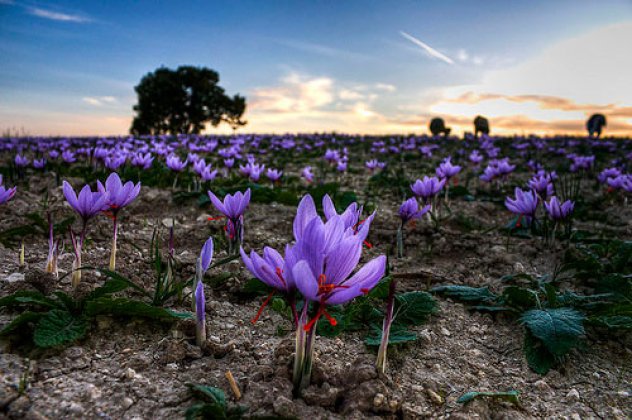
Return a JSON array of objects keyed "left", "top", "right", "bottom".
[{"left": 130, "top": 66, "right": 247, "bottom": 135}]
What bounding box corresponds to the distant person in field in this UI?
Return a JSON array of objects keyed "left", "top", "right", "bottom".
[
  {"left": 429, "top": 118, "right": 451, "bottom": 138},
  {"left": 474, "top": 115, "right": 490, "bottom": 139},
  {"left": 586, "top": 114, "right": 606, "bottom": 138}
]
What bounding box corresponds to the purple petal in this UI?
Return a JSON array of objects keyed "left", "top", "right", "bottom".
[
  {"left": 292, "top": 260, "right": 319, "bottom": 302},
  {"left": 199, "top": 237, "right": 214, "bottom": 272}
]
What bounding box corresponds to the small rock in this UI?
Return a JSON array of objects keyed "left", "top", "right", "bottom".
[
  {"left": 373, "top": 393, "right": 385, "bottom": 408},
  {"left": 427, "top": 389, "right": 443, "bottom": 405},
  {"left": 122, "top": 397, "right": 134, "bottom": 409},
  {"left": 419, "top": 330, "right": 432, "bottom": 344},
  {"left": 6, "top": 273, "right": 25, "bottom": 283},
  {"left": 162, "top": 218, "right": 178, "bottom": 228},
  {"left": 534, "top": 379, "right": 550, "bottom": 391},
  {"left": 513, "top": 262, "right": 525, "bottom": 273},
  {"left": 273, "top": 396, "right": 297, "bottom": 418},
  {"left": 125, "top": 368, "right": 136, "bottom": 379},
  {"left": 566, "top": 388, "right": 580, "bottom": 401},
  {"left": 440, "top": 327, "right": 451, "bottom": 337}
]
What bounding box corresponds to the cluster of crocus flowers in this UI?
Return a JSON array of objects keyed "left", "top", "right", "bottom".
[
  {"left": 240, "top": 194, "right": 386, "bottom": 395},
  {"left": 0, "top": 175, "right": 17, "bottom": 205},
  {"left": 63, "top": 181, "right": 110, "bottom": 287},
  {"left": 97, "top": 173, "right": 141, "bottom": 270},
  {"left": 208, "top": 189, "right": 250, "bottom": 255}
]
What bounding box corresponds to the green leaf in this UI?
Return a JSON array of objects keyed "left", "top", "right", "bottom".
[
  {"left": 0, "top": 311, "right": 43, "bottom": 336},
  {"left": 52, "top": 292, "right": 77, "bottom": 312},
  {"left": 84, "top": 268, "right": 151, "bottom": 299},
  {"left": 0, "top": 291, "right": 61, "bottom": 309},
  {"left": 520, "top": 308, "right": 584, "bottom": 357},
  {"left": 85, "top": 298, "right": 192, "bottom": 320},
  {"left": 457, "top": 390, "right": 520, "bottom": 405},
  {"left": 431, "top": 285, "right": 498, "bottom": 305},
  {"left": 367, "top": 276, "right": 392, "bottom": 300},
  {"left": 365, "top": 325, "right": 417, "bottom": 346},
  {"left": 187, "top": 384, "right": 227, "bottom": 407},
  {"left": 523, "top": 330, "right": 555, "bottom": 375},
  {"left": 85, "top": 278, "right": 135, "bottom": 302},
  {"left": 501, "top": 286, "right": 537, "bottom": 310},
  {"left": 33, "top": 310, "right": 87, "bottom": 348},
  {"left": 589, "top": 315, "right": 632, "bottom": 329},
  {"left": 394, "top": 291, "right": 437, "bottom": 326}
]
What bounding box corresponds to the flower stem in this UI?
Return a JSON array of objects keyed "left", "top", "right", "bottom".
[
  {"left": 376, "top": 278, "right": 397, "bottom": 374},
  {"left": 109, "top": 218, "right": 118, "bottom": 271}
]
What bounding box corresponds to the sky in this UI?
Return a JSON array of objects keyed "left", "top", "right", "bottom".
[{"left": 1, "top": 0, "right": 632, "bottom": 136}]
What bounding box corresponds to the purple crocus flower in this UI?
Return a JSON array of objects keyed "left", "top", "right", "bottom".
[
  {"left": 302, "top": 166, "right": 314, "bottom": 183},
  {"left": 292, "top": 215, "right": 386, "bottom": 330},
  {"left": 241, "top": 244, "right": 300, "bottom": 324},
  {"left": 62, "top": 150, "right": 76, "bottom": 163},
  {"left": 131, "top": 152, "right": 154, "bottom": 169},
  {"left": 505, "top": 188, "right": 538, "bottom": 220},
  {"left": 208, "top": 189, "right": 251, "bottom": 222},
  {"left": 97, "top": 173, "right": 141, "bottom": 270},
  {"left": 266, "top": 168, "right": 283, "bottom": 182},
  {"left": 469, "top": 150, "right": 483, "bottom": 165},
  {"left": 166, "top": 154, "right": 187, "bottom": 172},
  {"left": 528, "top": 173, "right": 554, "bottom": 198},
  {"left": 63, "top": 181, "right": 110, "bottom": 222},
  {"left": 207, "top": 189, "right": 251, "bottom": 253},
  {"left": 411, "top": 176, "right": 446, "bottom": 203},
  {"left": 544, "top": 197, "right": 575, "bottom": 221},
  {"left": 398, "top": 197, "right": 431, "bottom": 225},
  {"left": 199, "top": 237, "right": 214, "bottom": 273},
  {"left": 63, "top": 181, "right": 110, "bottom": 287},
  {"left": 199, "top": 166, "right": 218, "bottom": 182},
  {"left": 195, "top": 280, "right": 206, "bottom": 347},
  {"left": 33, "top": 158, "right": 46, "bottom": 169},
  {"left": 0, "top": 184, "right": 17, "bottom": 205},
  {"left": 436, "top": 158, "right": 461, "bottom": 181}
]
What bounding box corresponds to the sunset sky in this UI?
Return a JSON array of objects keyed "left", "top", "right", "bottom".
[{"left": 1, "top": 0, "right": 632, "bottom": 136}]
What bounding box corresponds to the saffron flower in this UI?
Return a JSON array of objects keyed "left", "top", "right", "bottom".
[
  {"left": 193, "top": 237, "right": 213, "bottom": 324},
  {"left": 544, "top": 196, "right": 575, "bottom": 221},
  {"left": 195, "top": 277, "right": 206, "bottom": 347},
  {"left": 436, "top": 157, "right": 461, "bottom": 182},
  {"left": 397, "top": 197, "right": 430, "bottom": 258},
  {"left": 505, "top": 188, "right": 538, "bottom": 226},
  {"left": 97, "top": 173, "right": 141, "bottom": 270},
  {"left": 302, "top": 166, "right": 314, "bottom": 183},
  {"left": 166, "top": 154, "right": 187, "bottom": 172},
  {"left": 207, "top": 189, "right": 250, "bottom": 254},
  {"left": 290, "top": 212, "right": 385, "bottom": 394},
  {"left": 241, "top": 244, "right": 299, "bottom": 325},
  {"left": 0, "top": 183, "right": 17, "bottom": 205},
  {"left": 266, "top": 168, "right": 283, "bottom": 183},
  {"left": 528, "top": 173, "right": 554, "bottom": 199},
  {"left": 63, "top": 181, "right": 110, "bottom": 287},
  {"left": 411, "top": 176, "right": 446, "bottom": 203},
  {"left": 399, "top": 197, "right": 430, "bottom": 225}
]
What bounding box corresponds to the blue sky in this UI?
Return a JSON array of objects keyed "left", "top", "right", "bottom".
[{"left": 1, "top": 0, "right": 632, "bottom": 135}]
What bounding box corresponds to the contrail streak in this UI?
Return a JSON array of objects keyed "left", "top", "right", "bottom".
[{"left": 399, "top": 31, "right": 454, "bottom": 65}]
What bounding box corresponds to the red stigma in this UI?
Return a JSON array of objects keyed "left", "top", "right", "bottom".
[
  {"left": 275, "top": 267, "right": 287, "bottom": 287},
  {"left": 207, "top": 216, "right": 225, "bottom": 221},
  {"left": 363, "top": 240, "right": 373, "bottom": 249},
  {"left": 251, "top": 291, "right": 275, "bottom": 324}
]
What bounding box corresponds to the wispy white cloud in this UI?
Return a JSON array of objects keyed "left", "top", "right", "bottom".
[
  {"left": 28, "top": 7, "right": 91, "bottom": 23},
  {"left": 83, "top": 96, "right": 117, "bottom": 106},
  {"left": 399, "top": 31, "right": 454, "bottom": 65}
]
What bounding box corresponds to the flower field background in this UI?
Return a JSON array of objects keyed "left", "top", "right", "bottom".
[{"left": 0, "top": 133, "right": 631, "bottom": 418}]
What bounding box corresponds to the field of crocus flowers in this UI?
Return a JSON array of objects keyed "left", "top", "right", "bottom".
[{"left": 0, "top": 133, "right": 631, "bottom": 419}]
